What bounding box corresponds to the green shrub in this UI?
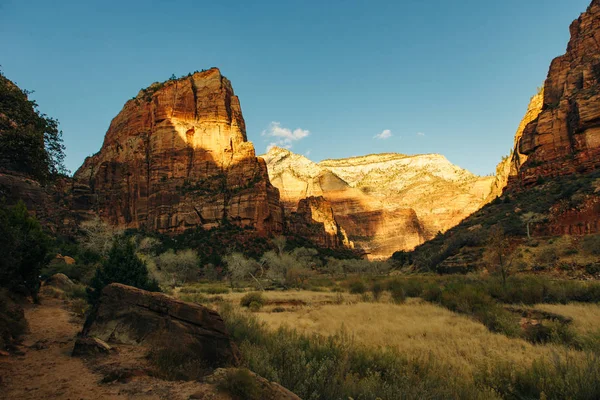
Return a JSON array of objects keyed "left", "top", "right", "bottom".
[
  {"left": 349, "top": 280, "right": 367, "bottom": 294},
  {"left": 371, "top": 282, "right": 383, "bottom": 301},
  {"left": 202, "top": 286, "right": 230, "bottom": 294},
  {"left": 179, "top": 293, "right": 208, "bottom": 304},
  {"left": 582, "top": 234, "right": 600, "bottom": 256},
  {"left": 0, "top": 289, "right": 27, "bottom": 349},
  {"left": 88, "top": 238, "right": 159, "bottom": 304},
  {"left": 66, "top": 284, "right": 87, "bottom": 300},
  {"left": 240, "top": 292, "right": 265, "bottom": 308},
  {"left": 536, "top": 246, "right": 558, "bottom": 266},
  {"left": 390, "top": 286, "right": 406, "bottom": 304},
  {"left": 217, "top": 369, "right": 264, "bottom": 400},
  {"left": 479, "top": 353, "right": 600, "bottom": 399},
  {"left": 249, "top": 301, "right": 262, "bottom": 312},
  {"left": 0, "top": 201, "right": 50, "bottom": 297},
  {"left": 586, "top": 263, "right": 600, "bottom": 275}
]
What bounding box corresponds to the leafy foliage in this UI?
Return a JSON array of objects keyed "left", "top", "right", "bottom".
[
  {"left": 0, "top": 71, "right": 67, "bottom": 182},
  {"left": 88, "top": 237, "right": 159, "bottom": 303},
  {"left": 0, "top": 201, "right": 50, "bottom": 296}
]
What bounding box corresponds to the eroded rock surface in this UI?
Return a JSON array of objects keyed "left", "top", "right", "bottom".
[
  {"left": 264, "top": 147, "right": 491, "bottom": 258},
  {"left": 73, "top": 68, "right": 283, "bottom": 235},
  {"left": 287, "top": 196, "right": 353, "bottom": 249},
  {"left": 510, "top": 0, "right": 600, "bottom": 187},
  {"left": 82, "top": 283, "right": 240, "bottom": 368}
]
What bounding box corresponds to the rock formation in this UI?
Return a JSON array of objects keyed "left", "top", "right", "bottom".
[
  {"left": 82, "top": 283, "right": 241, "bottom": 367},
  {"left": 509, "top": 0, "right": 600, "bottom": 188},
  {"left": 287, "top": 196, "right": 353, "bottom": 249},
  {"left": 488, "top": 89, "right": 545, "bottom": 200},
  {"left": 73, "top": 68, "right": 283, "bottom": 235},
  {"left": 263, "top": 147, "right": 491, "bottom": 258}
]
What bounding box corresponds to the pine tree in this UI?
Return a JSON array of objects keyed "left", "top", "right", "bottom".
[{"left": 88, "top": 237, "right": 159, "bottom": 303}]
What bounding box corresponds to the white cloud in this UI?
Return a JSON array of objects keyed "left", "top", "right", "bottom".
[
  {"left": 262, "top": 122, "right": 310, "bottom": 151},
  {"left": 417, "top": 132, "right": 425, "bottom": 137},
  {"left": 305, "top": 150, "right": 311, "bottom": 156},
  {"left": 374, "top": 129, "right": 392, "bottom": 140}
]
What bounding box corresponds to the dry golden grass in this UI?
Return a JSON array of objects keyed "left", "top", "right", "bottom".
[
  {"left": 212, "top": 290, "right": 588, "bottom": 381},
  {"left": 536, "top": 302, "right": 600, "bottom": 335}
]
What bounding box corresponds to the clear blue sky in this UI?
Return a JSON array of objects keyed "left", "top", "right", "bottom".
[{"left": 0, "top": 0, "right": 591, "bottom": 175}]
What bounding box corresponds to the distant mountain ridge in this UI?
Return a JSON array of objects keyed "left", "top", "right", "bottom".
[{"left": 262, "top": 147, "right": 494, "bottom": 258}]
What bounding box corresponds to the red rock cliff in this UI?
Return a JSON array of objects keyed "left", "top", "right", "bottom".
[
  {"left": 509, "top": 0, "right": 600, "bottom": 188},
  {"left": 74, "top": 68, "right": 283, "bottom": 234}
]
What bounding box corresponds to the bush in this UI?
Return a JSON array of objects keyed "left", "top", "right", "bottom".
[
  {"left": 240, "top": 292, "right": 265, "bottom": 308},
  {"left": 586, "top": 263, "right": 600, "bottom": 275},
  {"left": 0, "top": 289, "right": 27, "bottom": 350},
  {"left": 249, "top": 301, "right": 262, "bottom": 312},
  {"left": 348, "top": 280, "right": 367, "bottom": 294},
  {"left": 217, "top": 369, "right": 264, "bottom": 400},
  {"left": 480, "top": 353, "right": 600, "bottom": 399},
  {"left": 371, "top": 282, "right": 383, "bottom": 301},
  {"left": 390, "top": 286, "right": 406, "bottom": 304},
  {"left": 536, "top": 247, "right": 558, "bottom": 266},
  {"left": 0, "top": 201, "right": 50, "bottom": 297},
  {"left": 88, "top": 238, "right": 159, "bottom": 304},
  {"left": 582, "top": 234, "right": 600, "bottom": 256}
]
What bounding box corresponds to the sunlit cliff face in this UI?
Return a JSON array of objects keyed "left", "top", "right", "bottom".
[{"left": 72, "top": 68, "right": 284, "bottom": 234}]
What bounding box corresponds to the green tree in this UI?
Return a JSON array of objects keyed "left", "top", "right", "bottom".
[
  {"left": 0, "top": 71, "right": 67, "bottom": 182},
  {"left": 88, "top": 237, "right": 159, "bottom": 303},
  {"left": 0, "top": 201, "right": 50, "bottom": 298}
]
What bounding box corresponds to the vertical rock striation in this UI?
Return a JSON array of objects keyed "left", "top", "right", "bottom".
[
  {"left": 73, "top": 68, "right": 283, "bottom": 234},
  {"left": 509, "top": 0, "right": 600, "bottom": 188}
]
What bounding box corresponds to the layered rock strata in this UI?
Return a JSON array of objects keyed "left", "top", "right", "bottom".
[
  {"left": 74, "top": 68, "right": 283, "bottom": 234},
  {"left": 509, "top": 0, "right": 600, "bottom": 188},
  {"left": 287, "top": 196, "right": 353, "bottom": 249},
  {"left": 263, "top": 147, "right": 491, "bottom": 258}
]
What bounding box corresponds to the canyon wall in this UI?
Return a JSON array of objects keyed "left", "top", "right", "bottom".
[
  {"left": 73, "top": 69, "right": 283, "bottom": 235},
  {"left": 263, "top": 147, "right": 491, "bottom": 258},
  {"left": 509, "top": 0, "right": 600, "bottom": 188}
]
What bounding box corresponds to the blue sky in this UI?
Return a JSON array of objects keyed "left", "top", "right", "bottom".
[{"left": 0, "top": 0, "right": 591, "bottom": 175}]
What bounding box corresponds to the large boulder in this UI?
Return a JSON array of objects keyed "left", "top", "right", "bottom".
[
  {"left": 81, "top": 283, "right": 240, "bottom": 367},
  {"left": 44, "top": 273, "right": 75, "bottom": 291}
]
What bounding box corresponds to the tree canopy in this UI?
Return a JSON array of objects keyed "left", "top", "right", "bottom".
[{"left": 0, "top": 71, "right": 67, "bottom": 182}]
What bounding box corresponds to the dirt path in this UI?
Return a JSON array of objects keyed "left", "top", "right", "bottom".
[
  {"left": 0, "top": 297, "right": 225, "bottom": 400},
  {"left": 0, "top": 298, "right": 126, "bottom": 399}
]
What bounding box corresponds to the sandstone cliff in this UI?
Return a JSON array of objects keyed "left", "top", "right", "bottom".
[
  {"left": 488, "top": 89, "right": 545, "bottom": 200},
  {"left": 263, "top": 147, "right": 490, "bottom": 258},
  {"left": 509, "top": 0, "right": 600, "bottom": 188},
  {"left": 74, "top": 69, "right": 283, "bottom": 234},
  {"left": 287, "top": 196, "right": 353, "bottom": 249}
]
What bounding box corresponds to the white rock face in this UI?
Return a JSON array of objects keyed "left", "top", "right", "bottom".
[{"left": 261, "top": 147, "right": 495, "bottom": 259}]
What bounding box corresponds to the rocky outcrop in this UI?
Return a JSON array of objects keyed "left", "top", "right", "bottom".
[
  {"left": 82, "top": 283, "right": 240, "bottom": 368},
  {"left": 489, "top": 90, "right": 545, "bottom": 200},
  {"left": 287, "top": 196, "right": 353, "bottom": 249},
  {"left": 73, "top": 68, "right": 283, "bottom": 235},
  {"left": 263, "top": 147, "right": 490, "bottom": 258},
  {"left": 509, "top": 0, "right": 600, "bottom": 188},
  {"left": 0, "top": 171, "right": 77, "bottom": 234},
  {"left": 44, "top": 273, "right": 75, "bottom": 291}
]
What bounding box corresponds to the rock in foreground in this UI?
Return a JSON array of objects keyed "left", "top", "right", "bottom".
[{"left": 82, "top": 283, "right": 240, "bottom": 368}]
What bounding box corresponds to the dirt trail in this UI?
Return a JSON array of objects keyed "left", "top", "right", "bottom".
[
  {"left": 0, "top": 297, "right": 225, "bottom": 400},
  {"left": 0, "top": 298, "right": 124, "bottom": 399}
]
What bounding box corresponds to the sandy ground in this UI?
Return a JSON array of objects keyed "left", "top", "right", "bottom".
[{"left": 0, "top": 297, "right": 228, "bottom": 400}]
